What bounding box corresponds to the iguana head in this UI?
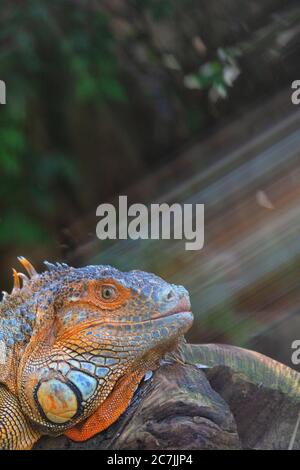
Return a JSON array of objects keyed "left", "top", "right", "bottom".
[{"left": 0, "top": 259, "right": 193, "bottom": 437}]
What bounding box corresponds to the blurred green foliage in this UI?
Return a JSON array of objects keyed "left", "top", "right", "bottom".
[
  {"left": 0, "top": 1, "right": 127, "bottom": 246},
  {"left": 184, "top": 48, "right": 241, "bottom": 100},
  {"left": 134, "top": 0, "right": 175, "bottom": 20},
  {"left": 0, "top": 0, "right": 237, "bottom": 249},
  {"left": 0, "top": 0, "right": 297, "bottom": 351}
]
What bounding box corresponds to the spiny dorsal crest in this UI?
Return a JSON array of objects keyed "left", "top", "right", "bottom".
[{"left": 1, "top": 257, "right": 71, "bottom": 305}]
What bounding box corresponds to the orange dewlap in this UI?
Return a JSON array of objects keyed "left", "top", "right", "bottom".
[{"left": 64, "top": 370, "right": 145, "bottom": 442}]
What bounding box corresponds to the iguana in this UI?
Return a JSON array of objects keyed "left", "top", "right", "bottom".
[
  {"left": 1, "top": 258, "right": 300, "bottom": 450},
  {"left": 0, "top": 258, "right": 193, "bottom": 449}
]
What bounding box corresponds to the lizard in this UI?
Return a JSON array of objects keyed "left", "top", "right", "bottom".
[{"left": 0, "top": 257, "right": 193, "bottom": 450}]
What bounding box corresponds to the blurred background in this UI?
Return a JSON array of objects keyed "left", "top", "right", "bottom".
[{"left": 1, "top": 0, "right": 300, "bottom": 369}]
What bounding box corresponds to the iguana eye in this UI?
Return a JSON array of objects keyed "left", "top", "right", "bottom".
[
  {"left": 86, "top": 279, "right": 130, "bottom": 308},
  {"left": 101, "top": 285, "right": 117, "bottom": 301}
]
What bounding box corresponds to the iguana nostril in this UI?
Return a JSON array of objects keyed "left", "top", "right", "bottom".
[
  {"left": 161, "top": 287, "right": 175, "bottom": 302},
  {"left": 167, "top": 290, "right": 174, "bottom": 300}
]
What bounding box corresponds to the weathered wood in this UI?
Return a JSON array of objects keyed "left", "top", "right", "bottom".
[
  {"left": 206, "top": 366, "right": 300, "bottom": 450},
  {"left": 35, "top": 343, "right": 300, "bottom": 450}
]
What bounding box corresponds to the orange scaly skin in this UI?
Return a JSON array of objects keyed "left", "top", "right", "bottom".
[{"left": 0, "top": 259, "right": 193, "bottom": 449}]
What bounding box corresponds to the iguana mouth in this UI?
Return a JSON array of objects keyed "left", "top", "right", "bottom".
[
  {"left": 109, "top": 310, "right": 193, "bottom": 326},
  {"left": 150, "top": 310, "right": 193, "bottom": 322},
  {"left": 151, "top": 296, "right": 193, "bottom": 321},
  {"left": 57, "top": 309, "right": 193, "bottom": 339}
]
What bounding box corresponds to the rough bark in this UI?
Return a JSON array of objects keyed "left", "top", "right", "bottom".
[{"left": 35, "top": 344, "right": 300, "bottom": 450}]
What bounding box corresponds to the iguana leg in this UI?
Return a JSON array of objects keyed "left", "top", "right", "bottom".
[
  {"left": 64, "top": 370, "right": 145, "bottom": 442},
  {"left": 0, "top": 385, "right": 41, "bottom": 450}
]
